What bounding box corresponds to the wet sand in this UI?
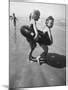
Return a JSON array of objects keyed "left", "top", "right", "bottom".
[{"left": 9, "top": 18, "right": 66, "bottom": 89}]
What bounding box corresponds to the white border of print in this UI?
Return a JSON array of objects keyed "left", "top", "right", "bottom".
[{"left": 0, "top": 0, "right": 68, "bottom": 90}]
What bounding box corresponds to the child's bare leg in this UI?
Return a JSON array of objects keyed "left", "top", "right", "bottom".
[
  {"left": 41, "top": 45, "right": 48, "bottom": 56},
  {"left": 20, "top": 25, "right": 37, "bottom": 60},
  {"left": 36, "top": 45, "right": 48, "bottom": 62},
  {"left": 28, "top": 40, "right": 37, "bottom": 61}
]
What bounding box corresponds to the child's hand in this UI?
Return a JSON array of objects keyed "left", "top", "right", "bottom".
[
  {"left": 31, "top": 32, "right": 34, "bottom": 36},
  {"left": 34, "top": 34, "right": 38, "bottom": 41},
  {"left": 34, "top": 34, "right": 37, "bottom": 39}
]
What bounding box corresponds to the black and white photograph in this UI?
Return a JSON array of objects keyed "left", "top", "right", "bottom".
[{"left": 9, "top": 0, "right": 66, "bottom": 89}]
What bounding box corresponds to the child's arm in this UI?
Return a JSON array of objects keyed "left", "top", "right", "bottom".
[
  {"left": 33, "top": 21, "right": 38, "bottom": 39},
  {"left": 48, "top": 29, "right": 53, "bottom": 44},
  {"left": 43, "top": 27, "right": 53, "bottom": 45}
]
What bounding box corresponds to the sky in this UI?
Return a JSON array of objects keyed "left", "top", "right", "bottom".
[{"left": 10, "top": 2, "right": 65, "bottom": 19}]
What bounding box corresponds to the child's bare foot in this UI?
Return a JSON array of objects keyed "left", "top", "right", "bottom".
[
  {"left": 36, "top": 56, "right": 40, "bottom": 64},
  {"left": 29, "top": 56, "right": 37, "bottom": 62}
]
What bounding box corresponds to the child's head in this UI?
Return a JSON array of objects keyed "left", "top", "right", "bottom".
[
  {"left": 13, "top": 13, "right": 15, "bottom": 17},
  {"left": 45, "top": 16, "right": 54, "bottom": 29},
  {"left": 29, "top": 10, "right": 40, "bottom": 21}
]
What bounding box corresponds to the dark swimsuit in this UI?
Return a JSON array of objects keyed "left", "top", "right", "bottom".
[
  {"left": 38, "top": 30, "right": 52, "bottom": 46},
  {"left": 20, "top": 24, "right": 35, "bottom": 40},
  {"left": 20, "top": 24, "right": 52, "bottom": 46}
]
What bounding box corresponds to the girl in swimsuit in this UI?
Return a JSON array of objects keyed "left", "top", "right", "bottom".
[
  {"left": 36, "top": 16, "right": 54, "bottom": 63},
  {"left": 20, "top": 10, "right": 40, "bottom": 61}
]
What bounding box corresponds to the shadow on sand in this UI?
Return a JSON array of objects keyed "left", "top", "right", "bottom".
[{"left": 40, "top": 53, "right": 66, "bottom": 68}]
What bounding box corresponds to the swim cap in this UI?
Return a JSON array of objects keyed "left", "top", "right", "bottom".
[
  {"left": 45, "top": 16, "right": 54, "bottom": 28},
  {"left": 46, "top": 16, "right": 54, "bottom": 22},
  {"left": 31, "top": 10, "right": 40, "bottom": 21}
]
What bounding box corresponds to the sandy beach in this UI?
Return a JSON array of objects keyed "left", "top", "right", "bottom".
[{"left": 9, "top": 17, "right": 66, "bottom": 89}]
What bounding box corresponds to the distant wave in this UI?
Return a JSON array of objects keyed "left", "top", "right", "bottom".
[{"left": 55, "top": 19, "right": 65, "bottom": 27}]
